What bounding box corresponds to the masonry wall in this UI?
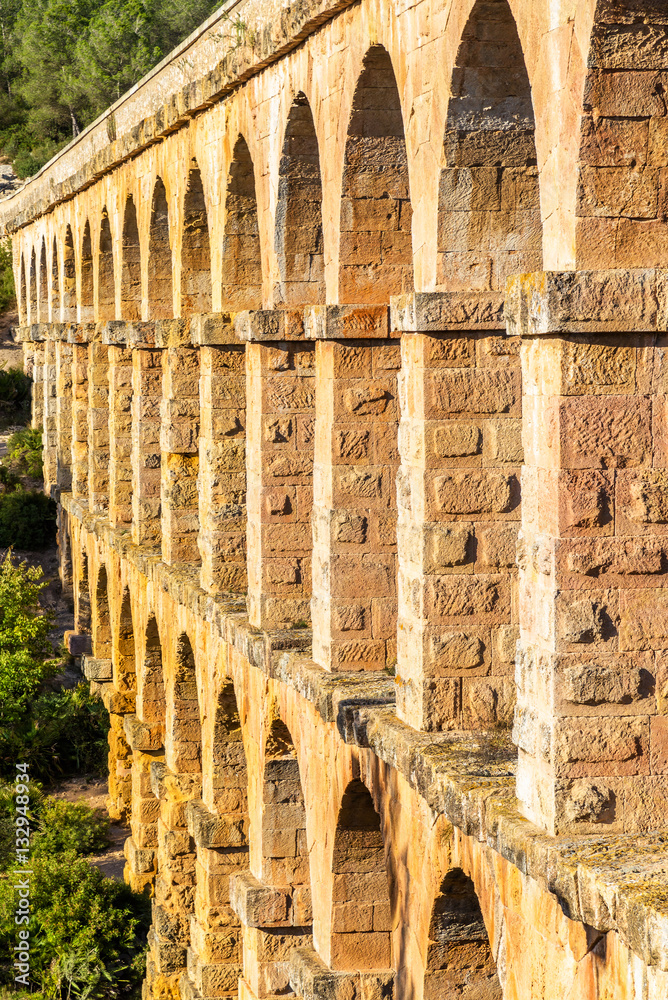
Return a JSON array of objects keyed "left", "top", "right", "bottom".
[{"left": 8, "top": 0, "right": 668, "bottom": 996}]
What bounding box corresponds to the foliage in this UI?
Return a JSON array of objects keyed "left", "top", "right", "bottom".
[
  {"left": 32, "top": 799, "right": 110, "bottom": 857},
  {"left": 0, "top": 683, "right": 111, "bottom": 781},
  {"left": 0, "top": 364, "right": 30, "bottom": 411},
  {"left": 0, "top": 239, "right": 15, "bottom": 313},
  {"left": 0, "top": 0, "right": 226, "bottom": 176},
  {"left": 0, "top": 487, "right": 57, "bottom": 548},
  {"left": 0, "top": 853, "right": 150, "bottom": 996},
  {"left": 5, "top": 426, "right": 43, "bottom": 477},
  {"left": 0, "top": 551, "right": 52, "bottom": 657}
]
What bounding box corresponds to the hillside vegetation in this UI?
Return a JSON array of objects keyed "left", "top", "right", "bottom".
[{"left": 0, "top": 0, "right": 223, "bottom": 177}]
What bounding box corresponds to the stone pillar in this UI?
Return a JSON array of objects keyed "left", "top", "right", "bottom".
[
  {"left": 107, "top": 342, "right": 134, "bottom": 527},
  {"left": 42, "top": 337, "right": 58, "bottom": 493},
  {"left": 236, "top": 311, "right": 314, "bottom": 630},
  {"left": 132, "top": 345, "right": 163, "bottom": 547},
  {"left": 88, "top": 342, "right": 110, "bottom": 514},
  {"left": 30, "top": 335, "right": 45, "bottom": 432},
  {"left": 508, "top": 269, "right": 668, "bottom": 835},
  {"left": 392, "top": 293, "right": 520, "bottom": 731},
  {"left": 71, "top": 335, "right": 90, "bottom": 503},
  {"left": 161, "top": 345, "right": 201, "bottom": 566},
  {"left": 55, "top": 338, "right": 73, "bottom": 490},
  {"left": 194, "top": 315, "right": 247, "bottom": 596},
  {"left": 123, "top": 716, "right": 163, "bottom": 894},
  {"left": 307, "top": 305, "right": 400, "bottom": 671}
]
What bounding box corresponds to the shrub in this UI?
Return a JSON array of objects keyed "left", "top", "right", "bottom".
[
  {"left": 5, "top": 426, "right": 43, "bottom": 478},
  {"left": 0, "top": 684, "right": 111, "bottom": 782},
  {"left": 32, "top": 799, "right": 110, "bottom": 857},
  {"left": 0, "top": 853, "right": 150, "bottom": 997},
  {"left": 0, "top": 239, "right": 15, "bottom": 314},
  {"left": 0, "top": 366, "right": 30, "bottom": 412},
  {"left": 0, "top": 489, "right": 57, "bottom": 548}
]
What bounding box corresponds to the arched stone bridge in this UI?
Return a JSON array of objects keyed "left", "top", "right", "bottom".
[{"left": 4, "top": 0, "right": 668, "bottom": 996}]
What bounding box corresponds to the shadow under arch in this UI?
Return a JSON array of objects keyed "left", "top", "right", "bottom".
[
  {"left": 331, "top": 778, "right": 392, "bottom": 969},
  {"left": 75, "top": 549, "right": 92, "bottom": 637},
  {"left": 339, "top": 45, "right": 413, "bottom": 304},
  {"left": 211, "top": 679, "right": 249, "bottom": 817},
  {"left": 148, "top": 177, "right": 173, "bottom": 318},
  {"left": 19, "top": 254, "right": 26, "bottom": 324},
  {"left": 166, "top": 632, "right": 202, "bottom": 774},
  {"left": 115, "top": 587, "right": 137, "bottom": 696},
  {"left": 80, "top": 221, "right": 94, "bottom": 322},
  {"left": 424, "top": 867, "right": 502, "bottom": 999},
  {"left": 222, "top": 135, "right": 262, "bottom": 310},
  {"left": 38, "top": 239, "right": 48, "bottom": 321},
  {"left": 121, "top": 195, "right": 141, "bottom": 320},
  {"left": 94, "top": 565, "right": 111, "bottom": 659},
  {"left": 261, "top": 718, "right": 310, "bottom": 891},
  {"left": 437, "top": 0, "right": 542, "bottom": 291},
  {"left": 275, "top": 94, "right": 324, "bottom": 306},
  {"left": 98, "top": 207, "right": 115, "bottom": 320},
  {"left": 63, "top": 225, "right": 77, "bottom": 321},
  {"left": 181, "top": 161, "right": 212, "bottom": 315},
  {"left": 51, "top": 236, "right": 60, "bottom": 320},
  {"left": 137, "top": 614, "right": 166, "bottom": 735},
  {"left": 29, "top": 247, "right": 37, "bottom": 323}
]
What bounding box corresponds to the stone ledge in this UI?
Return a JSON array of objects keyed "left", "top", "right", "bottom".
[
  {"left": 505, "top": 269, "right": 668, "bottom": 336},
  {"left": 304, "top": 304, "right": 390, "bottom": 340},
  {"left": 234, "top": 309, "right": 306, "bottom": 343},
  {"left": 123, "top": 713, "right": 164, "bottom": 751},
  {"left": 289, "top": 947, "right": 394, "bottom": 1000},
  {"left": 186, "top": 799, "right": 248, "bottom": 848},
  {"left": 82, "top": 655, "right": 112, "bottom": 680},
  {"left": 390, "top": 291, "right": 505, "bottom": 333},
  {"left": 64, "top": 498, "right": 668, "bottom": 970}
]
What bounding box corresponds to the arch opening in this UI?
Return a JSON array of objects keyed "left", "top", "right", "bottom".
[
  {"left": 19, "top": 254, "right": 26, "bottom": 325},
  {"left": 148, "top": 177, "right": 173, "bottom": 319},
  {"left": 275, "top": 96, "right": 324, "bottom": 306},
  {"left": 51, "top": 237, "right": 60, "bottom": 321},
  {"left": 180, "top": 162, "right": 212, "bottom": 315},
  {"left": 94, "top": 565, "right": 111, "bottom": 659},
  {"left": 261, "top": 719, "right": 309, "bottom": 890},
  {"left": 166, "top": 633, "right": 201, "bottom": 774},
  {"left": 80, "top": 222, "right": 94, "bottom": 322},
  {"left": 331, "top": 779, "right": 391, "bottom": 970},
  {"left": 115, "top": 588, "right": 137, "bottom": 696},
  {"left": 38, "top": 240, "right": 48, "bottom": 322},
  {"left": 98, "top": 208, "right": 115, "bottom": 320},
  {"left": 425, "top": 868, "right": 502, "bottom": 999},
  {"left": 211, "top": 680, "right": 248, "bottom": 821},
  {"left": 139, "top": 615, "right": 165, "bottom": 735},
  {"left": 339, "top": 46, "right": 413, "bottom": 304},
  {"left": 29, "top": 248, "right": 37, "bottom": 324},
  {"left": 222, "top": 136, "right": 262, "bottom": 310},
  {"left": 438, "top": 0, "right": 542, "bottom": 291},
  {"left": 75, "top": 551, "right": 92, "bottom": 636},
  {"left": 121, "top": 197, "right": 141, "bottom": 320},
  {"left": 63, "top": 225, "right": 76, "bottom": 321}
]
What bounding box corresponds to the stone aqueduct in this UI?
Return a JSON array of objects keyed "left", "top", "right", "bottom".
[{"left": 5, "top": 0, "right": 668, "bottom": 996}]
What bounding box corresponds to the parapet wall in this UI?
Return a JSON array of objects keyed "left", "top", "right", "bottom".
[{"left": 9, "top": 0, "right": 668, "bottom": 996}]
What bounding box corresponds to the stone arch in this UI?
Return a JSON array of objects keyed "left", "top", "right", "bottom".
[
  {"left": 222, "top": 135, "right": 262, "bottom": 309},
  {"left": 438, "top": 0, "right": 542, "bottom": 291},
  {"left": 180, "top": 161, "right": 212, "bottom": 315},
  {"left": 94, "top": 564, "right": 111, "bottom": 659},
  {"left": 63, "top": 225, "right": 76, "bottom": 321},
  {"left": 19, "top": 254, "right": 26, "bottom": 324},
  {"left": 51, "top": 237, "right": 60, "bottom": 320},
  {"left": 80, "top": 221, "right": 94, "bottom": 322},
  {"left": 98, "top": 208, "right": 115, "bottom": 320},
  {"left": 575, "top": 0, "right": 668, "bottom": 268},
  {"left": 38, "top": 239, "right": 48, "bottom": 321},
  {"left": 211, "top": 679, "right": 248, "bottom": 817},
  {"left": 29, "top": 247, "right": 37, "bottom": 323},
  {"left": 148, "top": 177, "right": 173, "bottom": 319},
  {"left": 331, "top": 778, "right": 392, "bottom": 969},
  {"left": 275, "top": 94, "right": 324, "bottom": 306},
  {"left": 115, "top": 587, "right": 137, "bottom": 696},
  {"left": 261, "top": 718, "right": 309, "bottom": 891},
  {"left": 166, "top": 632, "right": 201, "bottom": 774},
  {"left": 424, "top": 868, "right": 502, "bottom": 999},
  {"left": 137, "top": 614, "right": 165, "bottom": 735},
  {"left": 339, "top": 45, "right": 413, "bottom": 304},
  {"left": 121, "top": 196, "right": 141, "bottom": 320},
  {"left": 75, "top": 550, "right": 92, "bottom": 636}
]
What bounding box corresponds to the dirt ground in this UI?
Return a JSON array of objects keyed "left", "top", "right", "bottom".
[{"left": 46, "top": 776, "right": 128, "bottom": 881}]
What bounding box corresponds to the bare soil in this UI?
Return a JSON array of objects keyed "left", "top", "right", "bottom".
[{"left": 44, "top": 775, "right": 128, "bottom": 881}]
